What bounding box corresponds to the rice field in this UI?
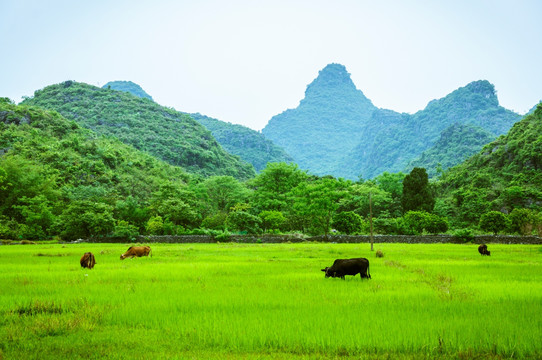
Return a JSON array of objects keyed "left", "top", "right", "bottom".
[{"left": 0, "top": 242, "right": 541, "bottom": 359}]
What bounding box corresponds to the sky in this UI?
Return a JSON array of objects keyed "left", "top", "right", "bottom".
[{"left": 1, "top": 0, "right": 541, "bottom": 131}]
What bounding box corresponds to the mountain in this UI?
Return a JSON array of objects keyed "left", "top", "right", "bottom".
[
  {"left": 262, "top": 64, "right": 521, "bottom": 180},
  {"left": 436, "top": 104, "right": 542, "bottom": 225},
  {"left": 189, "top": 113, "right": 294, "bottom": 172},
  {"left": 262, "top": 63, "right": 377, "bottom": 176},
  {"left": 21, "top": 81, "right": 255, "bottom": 180},
  {"left": 405, "top": 123, "right": 495, "bottom": 178},
  {"left": 102, "top": 80, "right": 153, "bottom": 101}
]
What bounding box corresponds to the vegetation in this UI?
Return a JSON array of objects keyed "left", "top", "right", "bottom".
[
  {"left": 263, "top": 65, "right": 521, "bottom": 180},
  {"left": 436, "top": 104, "right": 542, "bottom": 228},
  {"left": 190, "top": 112, "right": 294, "bottom": 172},
  {"left": 102, "top": 80, "right": 153, "bottom": 101},
  {"left": 0, "top": 243, "right": 540, "bottom": 359},
  {"left": 262, "top": 63, "right": 376, "bottom": 177},
  {"left": 21, "top": 81, "right": 255, "bottom": 180}
]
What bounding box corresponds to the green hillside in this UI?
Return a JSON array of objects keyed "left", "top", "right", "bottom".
[
  {"left": 0, "top": 98, "right": 195, "bottom": 239},
  {"left": 405, "top": 123, "right": 495, "bottom": 178},
  {"left": 436, "top": 104, "right": 542, "bottom": 226},
  {"left": 262, "top": 63, "right": 376, "bottom": 176},
  {"left": 190, "top": 113, "right": 294, "bottom": 172},
  {"left": 102, "top": 80, "right": 153, "bottom": 100},
  {"left": 22, "top": 81, "right": 255, "bottom": 180},
  {"left": 339, "top": 80, "right": 521, "bottom": 179}
]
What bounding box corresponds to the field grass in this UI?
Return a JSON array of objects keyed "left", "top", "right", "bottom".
[{"left": 0, "top": 242, "right": 541, "bottom": 359}]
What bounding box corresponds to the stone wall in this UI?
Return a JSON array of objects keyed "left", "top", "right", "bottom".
[{"left": 82, "top": 234, "right": 542, "bottom": 244}]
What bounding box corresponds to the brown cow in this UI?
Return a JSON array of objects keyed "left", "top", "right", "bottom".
[
  {"left": 120, "top": 245, "right": 152, "bottom": 260},
  {"left": 80, "top": 252, "right": 96, "bottom": 269},
  {"left": 478, "top": 244, "right": 491, "bottom": 256}
]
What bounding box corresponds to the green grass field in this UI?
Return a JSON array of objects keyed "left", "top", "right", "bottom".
[{"left": 0, "top": 242, "right": 541, "bottom": 359}]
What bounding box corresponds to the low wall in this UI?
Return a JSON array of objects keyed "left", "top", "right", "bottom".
[{"left": 81, "top": 234, "right": 542, "bottom": 245}]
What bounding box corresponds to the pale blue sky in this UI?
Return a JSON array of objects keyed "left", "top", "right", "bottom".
[{"left": 1, "top": 0, "right": 541, "bottom": 130}]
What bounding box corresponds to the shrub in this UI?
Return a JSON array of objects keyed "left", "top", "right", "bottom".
[
  {"left": 479, "top": 211, "right": 507, "bottom": 235},
  {"left": 508, "top": 208, "right": 535, "bottom": 235},
  {"left": 332, "top": 211, "right": 363, "bottom": 234},
  {"left": 375, "top": 249, "right": 384, "bottom": 258},
  {"left": 453, "top": 228, "right": 474, "bottom": 243}
]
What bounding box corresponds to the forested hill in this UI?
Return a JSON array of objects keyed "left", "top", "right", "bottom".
[
  {"left": 405, "top": 123, "right": 495, "bottom": 178},
  {"left": 336, "top": 79, "right": 522, "bottom": 179},
  {"left": 22, "top": 81, "right": 255, "bottom": 180},
  {"left": 262, "top": 63, "right": 377, "bottom": 176},
  {"left": 0, "top": 98, "right": 194, "bottom": 239},
  {"left": 190, "top": 113, "right": 294, "bottom": 172},
  {"left": 262, "top": 64, "right": 521, "bottom": 180},
  {"left": 102, "top": 80, "right": 153, "bottom": 101},
  {"left": 435, "top": 104, "right": 542, "bottom": 226}
]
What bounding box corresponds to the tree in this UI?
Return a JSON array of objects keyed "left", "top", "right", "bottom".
[
  {"left": 291, "top": 177, "right": 347, "bottom": 235},
  {"left": 332, "top": 211, "right": 363, "bottom": 234},
  {"left": 226, "top": 211, "right": 262, "bottom": 234},
  {"left": 401, "top": 167, "right": 434, "bottom": 213},
  {"left": 249, "top": 162, "right": 308, "bottom": 213},
  {"left": 479, "top": 211, "right": 507, "bottom": 235},
  {"left": 258, "top": 211, "right": 286, "bottom": 232},
  {"left": 196, "top": 176, "right": 250, "bottom": 216},
  {"left": 508, "top": 208, "right": 535, "bottom": 235}
]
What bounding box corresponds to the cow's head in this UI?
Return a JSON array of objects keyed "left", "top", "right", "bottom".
[
  {"left": 321, "top": 267, "right": 335, "bottom": 278},
  {"left": 486, "top": 250, "right": 491, "bottom": 256},
  {"left": 120, "top": 253, "right": 127, "bottom": 260}
]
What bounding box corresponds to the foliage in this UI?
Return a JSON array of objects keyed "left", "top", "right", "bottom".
[
  {"left": 191, "top": 113, "right": 294, "bottom": 172},
  {"left": 508, "top": 208, "right": 535, "bottom": 235},
  {"left": 102, "top": 80, "right": 153, "bottom": 100},
  {"left": 226, "top": 211, "right": 262, "bottom": 234},
  {"left": 479, "top": 211, "right": 507, "bottom": 235},
  {"left": 453, "top": 228, "right": 475, "bottom": 243},
  {"left": 401, "top": 167, "right": 434, "bottom": 213},
  {"left": 22, "top": 81, "right": 255, "bottom": 180},
  {"left": 258, "top": 210, "right": 286, "bottom": 232},
  {"left": 332, "top": 211, "right": 363, "bottom": 234}
]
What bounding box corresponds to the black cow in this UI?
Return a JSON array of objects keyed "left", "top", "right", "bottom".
[
  {"left": 321, "top": 258, "right": 371, "bottom": 280},
  {"left": 478, "top": 244, "right": 491, "bottom": 256}
]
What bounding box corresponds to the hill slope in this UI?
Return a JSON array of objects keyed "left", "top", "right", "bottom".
[
  {"left": 190, "top": 113, "right": 294, "bottom": 172},
  {"left": 337, "top": 80, "right": 521, "bottom": 179},
  {"left": 436, "top": 104, "right": 542, "bottom": 225},
  {"left": 262, "top": 63, "right": 377, "bottom": 176},
  {"left": 405, "top": 123, "right": 495, "bottom": 177},
  {"left": 22, "top": 81, "right": 255, "bottom": 180}
]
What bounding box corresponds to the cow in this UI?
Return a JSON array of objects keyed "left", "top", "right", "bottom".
[
  {"left": 321, "top": 258, "right": 371, "bottom": 280},
  {"left": 80, "top": 252, "right": 96, "bottom": 269},
  {"left": 478, "top": 244, "right": 491, "bottom": 256},
  {"left": 120, "top": 245, "right": 152, "bottom": 260}
]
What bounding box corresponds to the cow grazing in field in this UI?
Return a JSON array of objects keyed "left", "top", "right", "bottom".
[
  {"left": 321, "top": 258, "right": 371, "bottom": 280},
  {"left": 120, "top": 246, "right": 152, "bottom": 260},
  {"left": 80, "top": 252, "right": 96, "bottom": 269},
  {"left": 478, "top": 244, "right": 491, "bottom": 256}
]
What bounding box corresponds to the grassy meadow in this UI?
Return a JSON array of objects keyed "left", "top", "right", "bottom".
[{"left": 0, "top": 242, "right": 541, "bottom": 359}]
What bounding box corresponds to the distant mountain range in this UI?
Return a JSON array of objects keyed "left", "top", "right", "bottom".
[{"left": 262, "top": 64, "right": 522, "bottom": 179}]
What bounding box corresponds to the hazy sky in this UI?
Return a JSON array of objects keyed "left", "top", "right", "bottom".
[{"left": 2, "top": 0, "right": 541, "bottom": 130}]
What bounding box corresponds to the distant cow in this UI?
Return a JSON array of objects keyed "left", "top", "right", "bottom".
[
  {"left": 321, "top": 258, "right": 371, "bottom": 280},
  {"left": 80, "top": 252, "right": 96, "bottom": 269},
  {"left": 120, "top": 246, "right": 152, "bottom": 260},
  {"left": 478, "top": 244, "right": 491, "bottom": 256}
]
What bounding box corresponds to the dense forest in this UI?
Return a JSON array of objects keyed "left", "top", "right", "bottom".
[
  {"left": 21, "top": 81, "right": 255, "bottom": 180},
  {"left": 263, "top": 65, "right": 521, "bottom": 179},
  {"left": 1, "top": 97, "right": 541, "bottom": 242}
]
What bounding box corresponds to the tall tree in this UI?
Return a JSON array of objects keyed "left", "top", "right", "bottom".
[{"left": 401, "top": 167, "right": 434, "bottom": 213}]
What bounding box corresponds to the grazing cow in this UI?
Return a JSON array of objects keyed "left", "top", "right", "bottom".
[
  {"left": 80, "top": 252, "right": 96, "bottom": 269},
  {"left": 120, "top": 245, "right": 152, "bottom": 260},
  {"left": 321, "top": 258, "right": 371, "bottom": 280},
  {"left": 478, "top": 244, "right": 491, "bottom": 256}
]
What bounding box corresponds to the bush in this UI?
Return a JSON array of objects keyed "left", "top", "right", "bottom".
[
  {"left": 453, "top": 228, "right": 474, "bottom": 243},
  {"left": 508, "top": 208, "right": 535, "bottom": 235},
  {"left": 201, "top": 212, "right": 228, "bottom": 230},
  {"left": 479, "top": 211, "right": 507, "bottom": 235},
  {"left": 375, "top": 249, "right": 384, "bottom": 258},
  {"left": 332, "top": 211, "right": 363, "bottom": 234},
  {"left": 226, "top": 211, "right": 262, "bottom": 234}
]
